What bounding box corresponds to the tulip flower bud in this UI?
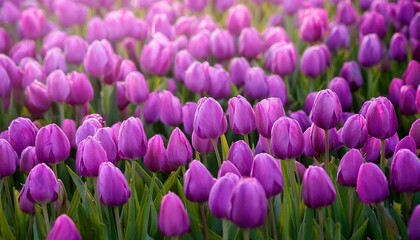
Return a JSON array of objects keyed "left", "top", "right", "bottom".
[
  {"left": 184, "top": 0, "right": 207, "bottom": 12},
  {"left": 97, "top": 162, "right": 131, "bottom": 206},
  {"left": 337, "top": 149, "right": 364, "bottom": 187},
  {"left": 310, "top": 124, "right": 341, "bottom": 154},
  {"left": 124, "top": 71, "right": 149, "bottom": 104},
  {"left": 0, "top": 139, "right": 19, "bottom": 178},
  {"left": 311, "top": 89, "right": 342, "bottom": 130},
  {"left": 76, "top": 137, "right": 108, "bottom": 177},
  {"left": 339, "top": 61, "right": 363, "bottom": 91},
  {"left": 26, "top": 163, "right": 59, "bottom": 204},
  {"left": 409, "top": 120, "right": 420, "bottom": 150},
  {"left": 84, "top": 40, "right": 116, "bottom": 78},
  {"left": 341, "top": 114, "right": 368, "bottom": 149},
  {"left": 75, "top": 118, "right": 101, "bottom": 147},
  {"left": 140, "top": 35, "right": 173, "bottom": 76},
  {"left": 35, "top": 124, "right": 70, "bottom": 164},
  {"left": 226, "top": 5, "right": 251, "bottom": 36},
  {"left": 8, "top": 117, "right": 38, "bottom": 156},
  {"left": 300, "top": 45, "right": 330, "bottom": 79},
  {"left": 326, "top": 24, "right": 350, "bottom": 52},
  {"left": 43, "top": 48, "right": 67, "bottom": 76},
  {"left": 118, "top": 117, "right": 147, "bottom": 160},
  {"left": 227, "top": 96, "right": 256, "bottom": 135},
  {"left": 187, "top": 31, "right": 211, "bottom": 60},
  {"left": 302, "top": 166, "right": 336, "bottom": 208},
  {"left": 328, "top": 77, "right": 352, "bottom": 110},
  {"left": 229, "top": 178, "right": 267, "bottom": 228},
  {"left": 46, "top": 70, "right": 70, "bottom": 103},
  {"left": 336, "top": 1, "right": 358, "bottom": 25},
  {"left": 66, "top": 71, "right": 94, "bottom": 106},
  {"left": 192, "top": 131, "right": 214, "bottom": 154},
  {"left": 19, "top": 8, "right": 46, "bottom": 40},
  {"left": 209, "top": 173, "right": 239, "bottom": 219},
  {"left": 238, "top": 27, "right": 263, "bottom": 59},
  {"left": 86, "top": 17, "right": 107, "bottom": 43},
  {"left": 167, "top": 128, "right": 192, "bottom": 170},
  {"left": 251, "top": 153, "right": 283, "bottom": 198},
  {"left": 358, "top": 34, "right": 382, "bottom": 68},
  {"left": 18, "top": 183, "right": 35, "bottom": 214},
  {"left": 388, "top": 78, "right": 404, "bottom": 107},
  {"left": 389, "top": 33, "right": 407, "bottom": 62},
  {"left": 0, "top": 2, "right": 20, "bottom": 25},
  {"left": 182, "top": 102, "right": 197, "bottom": 135},
  {"left": 174, "top": 50, "right": 193, "bottom": 82},
  {"left": 403, "top": 60, "right": 420, "bottom": 88},
  {"left": 218, "top": 161, "right": 241, "bottom": 178},
  {"left": 160, "top": 90, "right": 183, "bottom": 127},
  {"left": 409, "top": 205, "right": 420, "bottom": 239},
  {"left": 244, "top": 67, "right": 269, "bottom": 100},
  {"left": 385, "top": 133, "right": 399, "bottom": 159},
  {"left": 159, "top": 192, "right": 190, "bottom": 237},
  {"left": 184, "top": 61, "right": 210, "bottom": 95},
  {"left": 399, "top": 85, "right": 417, "bottom": 115},
  {"left": 359, "top": 11, "right": 387, "bottom": 39},
  {"left": 303, "top": 127, "right": 318, "bottom": 158},
  {"left": 210, "top": 29, "right": 235, "bottom": 62},
  {"left": 64, "top": 36, "right": 88, "bottom": 65},
  {"left": 20, "top": 146, "right": 38, "bottom": 174},
  {"left": 25, "top": 80, "right": 52, "bottom": 115},
  {"left": 390, "top": 149, "right": 420, "bottom": 193},
  {"left": 254, "top": 98, "right": 285, "bottom": 138},
  {"left": 229, "top": 57, "right": 250, "bottom": 87},
  {"left": 267, "top": 75, "right": 288, "bottom": 104},
  {"left": 366, "top": 97, "right": 398, "bottom": 139},
  {"left": 304, "top": 92, "right": 317, "bottom": 115},
  {"left": 184, "top": 160, "right": 215, "bottom": 202},
  {"left": 356, "top": 162, "right": 389, "bottom": 204},
  {"left": 361, "top": 136, "right": 381, "bottom": 163},
  {"left": 9, "top": 40, "right": 36, "bottom": 64},
  {"left": 60, "top": 119, "right": 76, "bottom": 149},
  {"left": 409, "top": 12, "right": 420, "bottom": 41},
  {"left": 208, "top": 67, "right": 231, "bottom": 100},
  {"left": 262, "top": 27, "right": 289, "bottom": 50},
  {"left": 193, "top": 97, "right": 227, "bottom": 139},
  {"left": 225, "top": 141, "right": 253, "bottom": 176},
  {"left": 289, "top": 110, "right": 311, "bottom": 131},
  {"left": 144, "top": 135, "right": 167, "bottom": 172},
  {"left": 264, "top": 42, "right": 297, "bottom": 76},
  {"left": 47, "top": 214, "right": 82, "bottom": 240},
  {"left": 0, "top": 28, "right": 11, "bottom": 54},
  {"left": 140, "top": 91, "right": 160, "bottom": 123},
  {"left": 394, "top": 136, "right": 416, "bottom": 154},
  {"left": 271, "top": 117, "right": 304, "bottom": 160},
  {"left": 299, "top": 14, "right": 326, "bottom": 43}
]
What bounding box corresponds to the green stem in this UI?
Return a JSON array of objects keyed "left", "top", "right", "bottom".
[
  {"left": 199, "top": 203, "right": 209, "bottom": 240},
  {"left": 405, "top": 193, "right": 412, "bottom": 217},
  {"left": 318, "top": 208, "right": 324, "bottom": 239},
  {"left": 268, "top": 199, "right": 278, "bottom": 240},
  {"left": 52, "top": 164, "right": 58, "bottom": 178},
  {"left": 42, "top": 204, "right": 50, "bottom": 231},
  {"left": 211, "top": 139, "right": 222, "bottom": 168},
  {"left": 114, "top": 207, "right": 123, "bottom": 240},
  {"left": 267, "top": 138, "right": 273, "bottom": 156},
  {"left": 243, "top": 229, "right": 250, "bottom": 240},
  {"left": 3, "top": 179, "right": 13, "bottom": 213},
  {"left": 222, "top": 219, "right": 229, "bottom": 240},
  {"left": 171, "top": 237, "right": 179, "bottom": 240},
  {"left": 243, "top": 134, "right": 250, "bottom": 146},
  {"left": 58, "top": 103, "right": 65, "bottom": 124},
  {"left": 380, "top": 139, "right": 386, "bottom": 172},
  {"left": 348, "top": 188, "right": 354, "bottom": 233},
  {"left": 27, "top": 216, "right": 34, "bottom": 240},
  {"left": 324, "top": 129, "right": 329, "bottom": 174}
]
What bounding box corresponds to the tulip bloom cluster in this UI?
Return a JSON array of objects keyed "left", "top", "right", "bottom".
[{"left": 0, "top": 0, "right": 420, "bottom": 239}]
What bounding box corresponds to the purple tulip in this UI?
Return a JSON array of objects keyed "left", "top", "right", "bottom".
[
  {"left": 251, "top": 153, "right": 283, "bottom": 198},
  {"left": 341, "top": 114, "right": 368, "bottom": 149},
  {"left": 174, "top": 50, "right": 194, "bottom": 82},
  {"left": 304, "top": 92, "right": 317, "bottom": 115},
  {"left": 182, "top": 102, "right": 197, "bottom": 135},
  {"left": 267, "top": 75, "right": 288, "bottom": 105},
  {"left": 95, "top": 127, "right": 119, "bottom": 163},
  {"left": 227, "top": 140, "right": 254, "bottom": 176},
  {"left": 361, "top": 136, "right": 381, "bottom": 163},
  {"left": 9, "top": 40, "right": 36, "bottom": 64},
  {"left": 20, "top": 146, "right": 38, "bottom": 174},
  {"left": 184, "top": 61, "right": 210, "bottom": 95},
  {"left": 54, "top": 0, "right": 87, "bottom": 28},
  {"left": 403, "top": 60, "right": 420, "bottom": 88},
  {"left": 217, "top": 161, "right": 241, "bottom": 178},
  {"left": 215, "top": 0, "right": 236, "bottom": 12},
  {"left": 76, "top": 136, "right": 108, "bottom": 177},
  {"left": 262, "top": 27, "right": 290, "bottom": 50},
  {"left": 300, "top": 45, "right": 329, "bottom": 78},
  {"left": 358, "top": 11, "right": 387, "bottom": 39},
  {"left": 46, "top": 70, "right": 70, "bottom": 103},
  {"left": 187, "top": 31, "right": 211, "bottom": 60},
  {"left": 144, "top": 135, "right": 167, "bottom": 172},
  {"left": 151, "top": 14, "right": 175, "bottom": 40},
  {"left": 409, "top": 119, "right": 420, "bottom": 149},
  {"left": 336, "top": 1, "right": 358, "bottom": 25},
  {"left": 184, "top": 0, "right": 207, "bottom": 12},
  {"left": 192, "top": 131, "right": 214, "bottom": 154},
  {"left": 409, "top": 205, "right": 420, "bottom": 239},
  {"left": 160, "top": 90, "right": 183, "bottom": 127},
  {"left": 394, "top": 136, "right": 417, "bottom": 154},
  {"left": 8, "top": 117, "right": 38, "bottom": 156},
  {"left": 226, "top": 4, "right": 251, "bottom": 36},
  {"left": 238, "top": 27, "right": 263, "bottom": 59},
  {"left": 254, "top": 98, "right": 285, "bottom": 138},
  {"left": 227, "top": 96, "right": 256, "bottom": 135},
  {"left": 326, "top": 24, "right": 350, "bottom": 52},
  {"left": 244, "top": 67, "right": 269, "bottom": 100},
  {"left": 18, "top": 184, "right": 35, "bottom": 214},
  {"left": 310, "top": 124, "right": 341, "bottom": 154},
  {"left": 0, "top": 139, "right": 18, "bottom": 178},
  {"left": 299, "top": 14, "right": 326, "bottom": 43},
  {"left": 229, "top": 178, "right": 267, "bottom": 228},
  {"left": 264, "top": 42, "right": 297, "bottom": 76},
  {"left": 389, "top": 33, "right": 407, "bottom": 62},
  {"left": 289, "top": 110, "right": 311, "bottom": 131},
  {"left": 399, "top": 85, "right": 417, "bottom": 115},
  {"left": 337, "top": 149, "right": 364, "bottom": 187},
  {"left": 209, "top": 173, "right": 239, "bottom": 219},
  {"left": 75, "top": 118, "right": 101, "bottom": 147},
  {"left": 311, "top": 89, "right": 343, "bottom": 130},
  {"left": 0, "top": 2, "right": 20, "bottom": 25},
  {"left": 43, "top": 48, "right": 67, "bottom": 76},
  {"left": 25, "top": 80, "right": 52, "bottom": 115},
  {"left": 388, "top": 78, "right": 404, "bottom": 107},
  {"left": 302, "top": 166, "right": 336, "bottom": 208},
  {"left": 97, "top": 162, "right": 131, "bottom": 206},
  {"left": 208, "top": 66, "right": 231, "bottom": 100},
  {"left": 210, "top": 29, "right": 235, "bottom": 61},
  {"left": 339, "top": 61, "right": 363, "bottom": 91},
  {"left": 390, "top": 149, "right": 420, "bottom": 193},
  {"left": 118, "top": 117, "right": 147, "bottom": 160},
  {"left": 229, "top": 57, "right": 250, "bottom": 87},
  {"left": 356, "top": 162, "right": 389, "bottom": 204},
  {"left": 140, "top": 35, "right": 173, "bottom": 76},
  {"left": 143, "top": 91, "right": 161, "bottom": 123},
  {"left": 328, "top": 77, "right": 352, "bottom": 110},
  {"left": 84, "top": 40, "right": 116, "bottom": 78},
  {"left": 86, "top": 17, "right": 107, "bottom": 43},
  {"left": 184, "top": 160, "right": 215, "bottom": 202},
  {"left": 358, "top": 34, "right": 382, "bottom": 68},
  {"left": 124, "top": 71, "right": 149, "bottom": 104},
  {"left": 26, "top": 163, "right": 59, "bottom": 204},
  {"left": 66, "top": 72, "right": 94, "bottom": 105},
  {"left": 193, "top": 97, "right": 227, "bottom": 139},
  {"left": 158, "top": 192, "right": 190, "bottom": 237},
  {"left": 366, "top": 97, "right": 398, "bottom": 139},
  {"left": 271, "top": 117, "right": 304, "bottom": 160},
  {"left": 47, "top": 214, "right": 81, "bottom": 240},
  {"left": 409, "top": 12, "right": 420, "bottom": 41},
  {"left": 35, "top": 124, "right": 70, "bottom": 164},
  {"left": 19, "top": 8, "right": 46, "bottom": 39},
  {"left": 167, "top": 128, "right": 192, "bottom": 170}
]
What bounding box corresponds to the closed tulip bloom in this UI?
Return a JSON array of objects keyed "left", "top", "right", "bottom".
[
  {"left": 394, "top": 136, "right": 417, "bottom": 154},
  {"left": 167, "top": 128, "right": 192, "bottom": 170},
  {"left": 75, "top": 118, "right": 102, "bottom": 146},
  {"left": 182, "top": 102, "right": 197, "bottom": 135},
  {"left": 184, "top": 160, "right": 215, "bottom": 202},
  {"left": 366, "top": 97, "right": 398, "bottom": 139},
  {"left": 97, "top": 162, "right": 131, "bottom": 206},
  {"left": 302, "top": 166, "right": 336, "bottom": 208},
  {"left": 326, "top": 24, "right": 350, "bottom": 52},
  {"left": 361, "top": 136, "right": 381, "bottom": 163},
  {"left": 21, "top": 60, "right": 44, "bottom": 89},
  {"left": 300, "top": 45, "right": 329, "bottom": 78},
  {"left": 358, "top": 34, "right": 382, "bottom": 68},
  {"left": 339, "top": 61, "right": 363, "bottom": 91},
  {"left": 289, "top": 110, "right": 311, "bottom": 131},
  {"left": 25, "top": 80, "right": 52, "bottom": 115},
  {"left": 86, "top": 17, "right": 107, "bottom": 43},
  {"left": 243, "top": 67, "right": 268, "bottom": 100},
  {"left": 40, "top": 31, "right": 67, "bottom": 57},
  {"left": 226, "top": 5, "right": 251, "bottom": 36},
  {"left": 94, "top": 128, "right": 118, "bottom": 163},
  {"left": 187, "top": 31, "right": 211, "bottom": 60},
  {"left": 266, "top": 75, "right": 288, "bottom": 105},
  {"left": 254, "top": 98, "right": 285, "bottom": 138},
  {"left": 336, "top": 1, "right": 358, "bottom": 25},
  {"left": 0, "top": 28, "right": 11, "bottom": 54},
  {"left": 218, "top": 161, "right": 241, "bottom": 178},
  {"left": 192, "top": 132, "right": 214, "bottom": 154},
  {"left": 388, "top": 78, "right": 404, "bottom": 107},
  {"left": 18, "top": 184, "right": 35, "bottom": 214},
  {"left": 193, "top": 97, "right": 227, "bottom": 139},
  {"left": 251, "top": 153, "right": 283, "bottom": 198},
  {"left": 19, "top": 8, "right": 46, "bottom": 39},
  {"left": 9, "top": 40, "right": 36, "bottom": 64},
  {"left": 299, "top": 14, "right": 326, "bottom": 43},
  {"left": 44, "top": 48, "right": 67, "bottom": 76},
  {"left": 341, "top": 114, "right": 368, "bottom": 149},
  {"left": 174, "top": 50, "right": 193, "bottom": 82},
  {"left": 35, "top": 124, "right": 70, "bottom": 164},
  {"left": 409, "top": 119, "right": 420, "bottom": 149},
  {"left": 304, "top": 127, "right": 318, "bottom": 158},
  {"left": 390, "top": 149, "right": 420, "bottom": 193},
  {"left": 143, "top": 92, "right": 161, "bottom": 123},
  {"left": 409, "top": 13, "right": 420, "bottom": 41},
  {"left": 26, "top": 163, "right": 59, "bottom": 204},
  {"left": 185, "top": 61, "right": 210, "bottom": 94},
  {"left": 310, "top": 124, "right": 341, "bottom": 154},
  {"left": 144, "top": 135, "right": 167, "bottom": 172},
  {"left": 328, "top": 77, "right": 352, "bottom": 110},
  {"left": 208, "top": 66, "right": 231, "bottom": 100},
  {"left": 210, "top": 29, "right": 235, "bottom": 61},
  {"left": 399, "top": 85, "right": 417, "bottom": 115},
  {"left": 0, "top": 139, "right": 18, "bottom": 178},
  {"left": 271, "top": 117, "right": 304, "bottom": 160},
  {"left": 54, "top": 0, "right": 87, "bottom": 28},
  {"left": 0, "top": 2, "right": 20, "bottom": 25},
  {"left": 76, "top": 137, "right": 108, "bottom": 177},
  {"left": 227, "top": 96, "right": 256, "bottom": 135},
  {"left": 20, "top": 146, "right": 38, "bottom": 174},
  {"left": 47, "top": 214, "right": 81, "bottom": 240},
  {"left": 357, "top": 163, "right": 389, "bottom": 204},
  {"left": 84, "top": 40, "right": 116, "bottom": 78},
  {"left": 46, "top": 70, "right": 70, "bottom": 103},
  {"left": 403, "top": 60, "right": 420, "bottom": 88},
  {"left": 124, "top": 72, "right": 149, "bottom": 104},
  {"left": 8, "top": 117, "right": 38, "bottom": 156},
  {"left": 389, "top": 33, "right": 407, "bottom": 62},
  {"left": 160, "top": 90, "right": 183, "bottom": 126},
  {"left": 304, "top": 92, "right": 317, "bottom": 115},
  {"left": 61, "top": 119, "right": 75, "bottom": 150},
  {"left": 209, "top": 173, "right": 239, "bottom": 218},
  {"left": 184, "top": 0, "right": 207, "bottom": 12},
  {"left": 151, "top": 14, "right": 175, "bottom": 40},
  {"left": 311, "top": 89, "right": 343, "bottom": 130},
  {"left": 140, "top": 35, "right": 173, "bottom": 76},
  {"left": 64, "top": 36, "right": 88, "bottom": 65},
  {"left": 229, "top": 57, "right": 250, "bottom": 87},
  {"left": 337, "top": 149, "right": 364, "bottom": 187},
  {"left": 66, "top": 72, "right": 94, "bottom": 105},
  {"left": 409, "top": 205, "right": 420, "bottom": 239},
  {"left": 230, "top": 178, "right": 267, "bottom": 228},
  {"left": 118, "top": 117, "right": 147, "bottom": 160},
  {"left": 238, "top": 27, "right": 263, "bottom": 59},
  {"left": 159, "top": 192, "right": 190, "bottom": 237},
  {"left": 359, "top": 11, "right": 387, "bottom": 39},
  {"left": 264, "top": 42, "right": 297, "bottom": 76}
]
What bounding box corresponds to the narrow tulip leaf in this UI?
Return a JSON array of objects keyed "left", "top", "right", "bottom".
[
  {"left": 298, "top": 207, "right": 313, "bottom": 240},
  {"left": 140, "top": 185, "right": 151, "bottom": 240},
  {"left": 163, "top": 168, "right": 181, "bottom": 193},
  {"left": 149, "top": 202, "right": 158, "bottom": 236},
  {"left": 208, "top": 229, "right": 222, "bottom": 240},
  {"left": 228, "top": 223, "right": 240, "bottom": 240},
  {"left": 67, "top": 190, "right": 80, "bottom": 218},
  {"left": 13, "top": 189, "right": 26, "bottom": 240},
  {"left": 366, "top": 208, "right": 383, "bottom": 240},
  {"left": 352, "top": 203, "right": 367, "bottom": 234},
  {"left": 134, "top": 162, "right": 164, "bottom": 195},
  {"left": 220, "top": 134, "right": 229, "bottom": 160},
  {"left": 388, "top": 206, "right": 407, "bottom": 240},
  {"left": 334, "top": 222, "right": 341, "bottom": 240},
  {"left": 349, "top": 219, "right": 369, "bottom": 240},
  {"left": 66, "top": 165, "right": 87, "bottom": 201},
  {"left": 124, "top": 181, "right": 138, "bottom": 240},
  {"left": 176, "top": 180, "right": 202, "bottom": 239},
  {"left": 326, "top": 217, "right": 334, "bottom": 240},
  {"left": 136, "top": 184, "right": 149, "bottom": 237},
  {"left": 0, "top": 200, "right": 15, "bottom": 240}
]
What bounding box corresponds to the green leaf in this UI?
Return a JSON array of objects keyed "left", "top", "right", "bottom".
[
  {"left": 149, "top": 202, "right": 158, "bottom": 237},
  {"left": 67, "top": 190, "right": 80, "bottom": 218},
  {"left": 0, "top": 200, "right": 15, "bottom": 240},
  {"left": 124, "top": 181, "right": 137, "bottom": 240},
  {"left": 366, "top": 208, "right": 383, "bottom": 240},
  {"left": 388, "top": 206, "right": 407, "bottom": 240},
  {"left": 220, "top": 134, "right": 229, "bottom": 160},
  {"left": 334, "top": 223, "right": 341, "bottom": 240},
  {"left": 163, "top": 168, "right": 180, "bottom": 193},
  {"left": 349, "top": 219, "right": 368, "bottom": 240},
  {"left": 66, "top": 166, "right": 87, "bottom": 201},
  {"left": 297, "top": 207, "right": 313, "bottom": 240}
]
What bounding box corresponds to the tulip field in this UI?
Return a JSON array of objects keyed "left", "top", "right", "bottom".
[{"left": 2, "top": 0, "right": 420, "bottom": 239}]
